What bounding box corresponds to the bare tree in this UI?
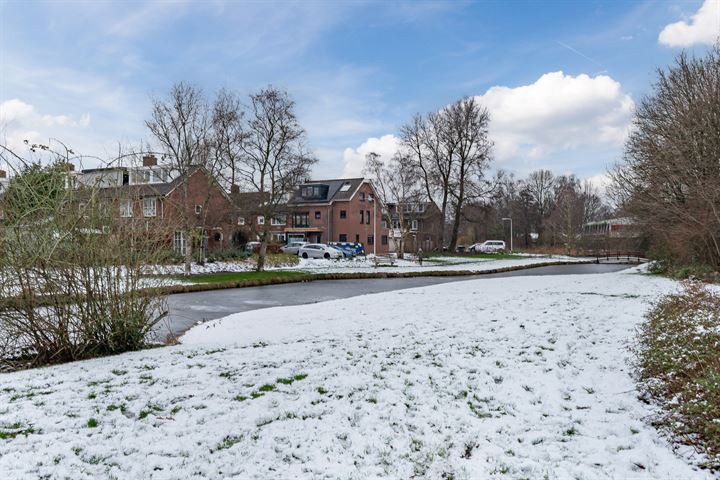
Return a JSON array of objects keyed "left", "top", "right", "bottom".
[
  {"left": 236, "top": 87, "right": 316, "bottom": 271},
  {"left": 146, "top": 82, "right": 214, "bottom": 275},
  {"left": 363, "top": 151, "right": 423, "bottom": 258},
  {"left": 612, "top": 45, "right": 720, "bottom": 267},
  {"left": 212, "top": 88, "right": 245, "bottom": 188},
  {"left": 446, "top": 97, "right": 493, "bottom": 251}
]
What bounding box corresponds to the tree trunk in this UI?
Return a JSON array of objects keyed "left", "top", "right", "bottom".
[
  {"left": 256, "top": 230, "right": 268, "bottom": 272},
  {"left": 184, "top": 230, "right": 193, "bottom": 276}
]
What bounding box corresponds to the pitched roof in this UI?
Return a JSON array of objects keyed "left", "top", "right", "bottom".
[{"left": 287, "top": 178, "right": 366, "bottom": 205}]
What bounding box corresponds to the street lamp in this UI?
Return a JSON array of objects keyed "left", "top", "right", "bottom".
[{"left": 502, "top": 217, "right": 513, "bottom": 252}]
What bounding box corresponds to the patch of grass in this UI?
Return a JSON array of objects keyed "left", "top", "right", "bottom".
[
  {"left": 250, "top": 392, "right": 264, "bottom": 399},
  {"left": 169, "top": 270, "right": 306, "bottom": 285},
  {"left": 111, "top": 369, "right": 127, "bottom": 376},
  {"left": 233, "top": 395, "right": 248, "bottom": 402},
  {"left": 215, "top": 434, "right": 243, "bottom": 451},
  {"left": 86, "top": 418, "right": 98, "bottom": 428},
  {"left": 258, "top": 383, "right": 275, "bottom": 392},
  {"left": 0, "top": 423, "right": 36, "bottom": 439},
  {"left": 636, "top": 281, "right": 720, "bottom": 468},
  {"left": 317, "top": 387, "right": 328, "bottom": 395},
  {"left": 564, "top": 426, "right": 578, "bottom": 436},
  {"left": 138, "top": 404, "right": 163, "bottom": 419}
]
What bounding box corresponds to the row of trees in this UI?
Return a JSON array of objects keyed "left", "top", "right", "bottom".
[
  {"left": 465, "top": 170, "right": 610, "bottom": 251},
  {"left": 147, "top": 83, "right": 315, "bottom": 273},
  {"left": 611, "top": 45, "right": 720, "bottom": 269},
  {"left": 363, "top": 95, "right": 613, "bottom": 254}
]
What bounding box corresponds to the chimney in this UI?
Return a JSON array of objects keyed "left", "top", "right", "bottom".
[
  {"left": 142, "top": 155, "right": 158, "bottom": 167},
  {"left": 230, "top": 184, "right": 240, "bottom": 195},
  {"left": 0, "top": 170, "right": 6, "bottom": 179}
]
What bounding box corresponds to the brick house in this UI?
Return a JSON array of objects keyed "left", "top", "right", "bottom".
[
  {"left": 385, "top": 201, "right": 444, "bottom": 253},
  {"left": 285, "top": 178, "right": 390, "bottom": 254},
  {"left": 229, "top": 187, "right": 288, "bottom": 245},
  {"left": 73, "top": 156, "right": 238, "bottom": 256}
]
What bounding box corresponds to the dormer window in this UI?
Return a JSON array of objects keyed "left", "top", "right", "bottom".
[{"left": 301, "top": 184, "right": 327, "bottom": 199}]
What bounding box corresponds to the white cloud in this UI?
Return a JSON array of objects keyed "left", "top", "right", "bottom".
[
  {"left": 0, "top": 99, "right": 92, "bottom": 153},
  {"left": 341, "top": 134, "right": 400, "bottom": 178},
  {"left": 475, "top": 71, "right": 634, "bottom": 163},
  {"left": 658, "top": 0, "right": 720, "bottom": 47}
]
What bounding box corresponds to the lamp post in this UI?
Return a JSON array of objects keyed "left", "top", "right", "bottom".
[{"left": 502, "top": 217, "right": 513, "bottom": 252}]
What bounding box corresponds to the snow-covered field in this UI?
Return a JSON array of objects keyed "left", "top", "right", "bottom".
[
  {"left": 0, "top": 268, "right": 710, "bottom": 479},
  {"left": 150, "top": 254, "right": 588, "bottom": 278}
]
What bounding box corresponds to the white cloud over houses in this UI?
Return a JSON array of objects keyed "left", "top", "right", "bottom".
[
  {"left": 658, "top": 0, "right": 720, "bottom": 47},
  {"left": 341, "top": 134, "right": 400, "bottom": 178},
  {"left": 0, "top": 99, "right": 91, "bottom": 154},
  {"left": 476, "top": 71, "right": 634, "bottom": 163}
]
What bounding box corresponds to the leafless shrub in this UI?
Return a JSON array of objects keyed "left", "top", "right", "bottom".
[{"left": 0, "top": 144, "right": 168, "bottom": 370}]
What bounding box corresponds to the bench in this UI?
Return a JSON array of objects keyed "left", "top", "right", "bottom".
[{"left": 373, "top": 255, "right": 396, "bottom": 267}]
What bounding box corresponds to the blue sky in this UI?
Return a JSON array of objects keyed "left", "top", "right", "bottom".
[{"left": 1, "top": 0, "right": 718, "bottom": 185}]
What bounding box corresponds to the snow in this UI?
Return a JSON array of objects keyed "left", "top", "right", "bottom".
[
  {"left": 287, "top": 254, "right": 588, "bottom": 275},
  {"left": 0, "top": 267, "right": 712, "bottom": 479}
]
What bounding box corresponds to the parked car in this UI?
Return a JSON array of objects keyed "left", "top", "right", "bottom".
[
  {"left": 298, "top": 243, "right": 344, "bottom": 259},
  {"left": 328, "top": 242, "right": 363, "bottom": 257},
  {"left": 281, "top": 241, "right": 307, "bottom": 254},
  {"left": 244, "top": 241, "right": 261, "bottom": 252},
  {"left": 468, "top": 240, "right": 506, "bottom": 253}
]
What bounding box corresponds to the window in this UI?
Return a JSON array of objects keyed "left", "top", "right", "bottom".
[
  {"left": 271, "top": 232, "right": 286, "bottom": 242},
  {"left": 120, "top": 199, "right": 133, "bottom": 218},
  {"left": 214, "top": 231, "right": 224, "bottom": 242},
  {"left": 355, "top": 234, "right": 360, "bottom": 243},
  {"left": 131, "top": 169, "right": 151, "bottom": 184},
  {"left": 366, "top": 210, "right": 370, "bottom": 224},
  {"left": 257, "top": 216, "right": 265, "bottom": 225},
  {"left": 360, "top": 210, "right": 364, "bottom": 224},
  {"left": 174, "top": 231, "right": 186, "bottom": 255},
  {"left": 315, "top": 211, "right": 321, "bottom": 220},
  {"left": 417, "top": 203, "right": 426, "bottom": 213},
  {"left": 271, "top": 215, "right": 286, "bottom": 226},
  {"left": 339, "top": 182, "right": 351, "bottom": 192},
  {"left": 381, "top": 235, "right": 388, "bottom": 245},
  {"left": 368, "top": 193, "right": 374, "bottom": 203},
  {"left": 195, "top": 204, "right": 203, "bottom": 215},
  {"left": 339, "top": 234, "right": 347, "bottom": 242},
  {"left": 367, "top": 235, "right": 374, "bottom": 245},
  {"left": 359, "top": 192, "right": 365, "bottom": 202},
  {"left": 340, "top": 210, "right": 346, "bottom": 219},
  {"left": 293, "top": 212, "right": 309, "bottom": 228},
  {"left": 238, "top": 217, "right": 245, "bottom": 226},
  {"left": 143, "top": 197, "right": 156, "bottom": 217},
  {"left": 411, "top": 219, "right": 418, "bottom": 231},
  {"left": 381, "top": 220, "right": 387, "bottom": 229}
]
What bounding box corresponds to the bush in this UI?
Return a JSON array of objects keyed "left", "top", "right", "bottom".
[
  {"left": 206, "top": 249, "right": 250, "bottom": 263},
  {"left": 257, "top": 253, "right": 299, "bottom": 267},
  {"left": 0, "top": 158, "right": 167, "bottom": 370},
  {"left": 636, "top": 281, "right": 720, "bottom": 468}
]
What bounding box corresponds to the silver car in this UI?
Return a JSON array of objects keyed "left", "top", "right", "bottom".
[
  {"left": 297, "top": 243, "right": 344, "bottom": 259},
  {"left": 281, "top": 241, "right": 307, "bottom": 254}
]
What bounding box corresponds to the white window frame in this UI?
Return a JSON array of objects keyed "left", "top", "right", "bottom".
[
  {"left": 174, "top": 231, "right": 186, "bottom": 255},
  {"left": 257, "top": 215, "right": 265, "bottom": 225},
  {"left": 410, "top": 219, "right": 418, "bottom": 231},
  {"left": 195, "top": 204, "right": 203, "bottom": 215},
  {"left": 120, "top": 199, "right": 133, "bottom": 218},
  {"left": 238, "top": 216, "right": 245, "bottom": 226},
  {"left": 271, "top": 232, "right": 286, "bottom": 242},
  {"left": 143, "top": 197, "right": 157, "bottom": 218},
  {"left": 271, "top": 215, "right": 286, "bottom": 226}
]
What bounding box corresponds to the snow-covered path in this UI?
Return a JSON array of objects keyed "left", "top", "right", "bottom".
[{"left": 0, "top": 269, "right": 711, "bottom": 479}]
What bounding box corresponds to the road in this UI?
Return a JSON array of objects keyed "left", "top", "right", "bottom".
[{"left": 155, "top": 263, "right": 633, "bottom": 341}]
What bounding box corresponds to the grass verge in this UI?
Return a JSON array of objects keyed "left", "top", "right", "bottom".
[
  {"left": 424, "top": 252, "right": 526, "bottom": 261},
  {"left": 170, "top": 270, "right": 306, "bottom": 284},
  {"left": 636, "top": 281, "right": 720, "bottom": 469}
]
